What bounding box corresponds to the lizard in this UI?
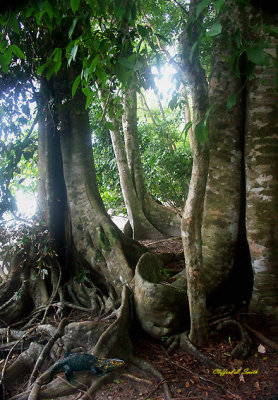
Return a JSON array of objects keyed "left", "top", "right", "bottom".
[{"left": 49, "top": 352, "right": 125, "bottom": 382}]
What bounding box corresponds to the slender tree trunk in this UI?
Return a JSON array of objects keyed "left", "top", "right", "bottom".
[
  {"left": 122, "top": 85, "right": 181, "bottom": 237},
  {"left": 99, "top": 85, "right": 181, "bottom": 240},
  {"left": 98, "top": 88, "right": 164, "bottom": 240},
  {"left": 179, "top": 0, "right": 209, "bottom": 346}
]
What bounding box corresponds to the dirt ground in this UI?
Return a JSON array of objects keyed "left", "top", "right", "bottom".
[
  {"left": 4, "top": 238, "right": 278, "bottom": 400},
  {"left": 93, "top": 330, "right": 278, "bottom": 400}
]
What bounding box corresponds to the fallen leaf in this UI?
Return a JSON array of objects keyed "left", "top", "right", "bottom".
[
  {"left": 186, "top": 381, "right": 190, "bottom": 387},
  {"left": 231, "top": 359, "right": 243, "bottom": 369},
  {"left": 258, "top": 344, "right": 266, "bottom": 353}
]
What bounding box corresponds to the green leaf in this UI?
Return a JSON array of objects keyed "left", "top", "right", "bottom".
[
  {"left": 8, "top": 13, "right": 20, "bottom": 34},
  {"left": 114, "top": 62, "right": 127, "bottom": 83},
  {"left": 105, "top": 122, "right": 115, "bottom": 131},
  {"left": 190, "top": 39, "right": 200, "bottom": 62},
  {"left": 96, "top": 68, "right": 106, "bottom": 84},
  {"left": 226, "top": 93, "right": 237, "bottom": 110},
  {"left": 183, "top": 121, "right": 193, "bottom": 136},
  {"left": 119, "top": 57, "right": 135, "bottom": 70},
  {"left": 155, "top": 33, "right": 170, "bottom": 44},
  {"left": 206, "top": 21, "right": 222, "bottom": 37},
  {"left": 213, "top": 0, "right": 224, "bottom": 13},
  {"left": 137, "top": 24, "right": 148, "bottom": 38},
  {"left": 246, "top": 46, "right": 269, "bottom": 66},
  {"left": 70, "top": 0, "right": 80, "bottom": 13},
  {"left": 43, "top": 0, "right": 53, "bottom": 19},
  {"left": 37, "top": 63, "right": 47, "bottom": 75},
  {"left": 70, "top": 44, "right": 79, "bottom": 63},
  {"left": 3, "top": 47, "right": 12, "bottom": 65},
  {"left": 204, "top": 103, "right": 216, "bottom": 126},
  {"left": 11, "top": 44, "right": 25, "bottom": 59},
  {"left": 85, "top": 91, "right": 94, "bottom": 109},
  {"left": 54, "top": 59, "right": 62, "bottom": 74},
  {"left": 168, "top": 95, "right": 178, "bottom": 110},
  {"left": 196, "top": 0, "right": 211, "bottom": 18},
  {"left": 69, "top": 17, "right": 78, "bottom": 39},
  {"left": 34, "top": 10, "right": 44, "bottom": 26},
  {"left": 263, "top": 24, "right": 278, "bottom": 36},
  {"left": 89, "top": 55, "right": 99, "bottom": 74},
  {"left": 195, "top": 121, "right": 208, "bottom": 143},
  {"left": 72, "top": 75, "right": 81, "bottom": 97}
]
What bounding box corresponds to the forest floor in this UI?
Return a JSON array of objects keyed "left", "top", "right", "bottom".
[
  {"left": 5, "top": 238, "right": 278, "bottom": 400},
  {"left": 93, "top": 238, "right": 278, "bottom": 400}
]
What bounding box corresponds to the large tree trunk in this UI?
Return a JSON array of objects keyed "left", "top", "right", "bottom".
[
  {"left": 53, "top": 71, "right": 144, "bottom": 302},
  {"left": 244, "top": 9, "right": 278, "bottom": 321},
  {"left": 37, "top": 78, "right": 67, "bottom": 252},
  {"left": 202, "top": 3, "right": 245, "bottom": 297}
]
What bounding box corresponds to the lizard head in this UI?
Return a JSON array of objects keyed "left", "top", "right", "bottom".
[{"left": 97, "top": 358, "right": 125, "bottom": 372}]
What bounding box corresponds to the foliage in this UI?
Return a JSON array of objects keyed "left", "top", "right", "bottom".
[
  {"left": 0, "top": 216, "right": 57, "bottom": 281},
  {"left": 92, "top": 122, "right": 125, "bottom": 214},
  {"left": 0, "top": 82, "right": 38, "bottom": 218},
  {"left": 139, "top": 112, "right": 192, "bottom": 208}
]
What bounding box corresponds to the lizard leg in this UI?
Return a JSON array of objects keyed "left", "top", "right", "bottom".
[
  {"left": 90, "top": 365, "right": 103, "bottom": 377},
  {"left": 64, "top": 364, "right": 74, "bottom": 381}
]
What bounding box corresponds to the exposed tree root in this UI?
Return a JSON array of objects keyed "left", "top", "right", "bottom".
[
  {"left": 216, "top": 319, "right": 253, "bottom": 358},
  {"left": 130, "top": 356, "right": 172, "bottom": 400},
  {"left": 79, "top": 370, "right": 120, "bottom": 399},
  {"left": 244, "top": 323, "right": 278, "bottom": 352},
  {"left": 5, "top": 285, "right": 175, "bottom": 400},
  {"left": 165, "top": 332, "right": 222, "bottom": 369},
  {"left": 28, "top": 317, "right": 69, "bottom": 387}
]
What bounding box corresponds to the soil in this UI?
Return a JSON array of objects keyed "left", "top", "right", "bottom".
[{"left": 4, "top": 238, "right": 278, "bottom": 400}]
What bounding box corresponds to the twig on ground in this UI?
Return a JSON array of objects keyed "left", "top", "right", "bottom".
[
  {"left": 122, "top": 372, "right": 152, "bottom": 384},
  {"left": 143, "top": 378, "right": 167, "bottom": 400},
  {"left": 168, "top": 359, "right": 240, "bottom": 399}
]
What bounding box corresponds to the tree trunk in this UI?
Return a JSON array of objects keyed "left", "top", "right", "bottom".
[
  {"left": 179, "top": 0, "right": 210, "bottom": 346},
  {"left": 244, "top": 9, "right": 278, "bottom": 321},
  {"left": 122, "top": 85, "right": 181, "bottom": 237},
  {"left": 99, "top": 85, "right": 181, "bottom": 240},
  {"left": 37, "top": 77, "right": 67, "bottom": 252},
  {"left": 99, "top": 88, "right": 165, "bottom": 240},
  {"left": 54, "top": 72, "right": 143, "bottom": 300},
  {"left": 202, "top": 4, "right": 245, "bottom": 297}
]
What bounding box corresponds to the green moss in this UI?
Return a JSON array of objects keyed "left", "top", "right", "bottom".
[{"left": 97, "top": 226, "right": 111, "bottom": 252}]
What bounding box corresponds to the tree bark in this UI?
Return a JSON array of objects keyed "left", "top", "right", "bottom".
[
  {"left": 122, "top": 85, "right": 181, "bottom": 237},
  {"left": 202, "top": 4, "right": 245, "bottom": 296},
  {"left": 244, "top": 9, "right": 278, "bottom": 320},
  {"left": 99, "top": 84, "right": 181, "bottom": 240},
  {"left": 179, "top": 0, "right": 210, "bottom": 346},
  {"left": 55, "top": 73, "right": 140, "bottom": 299},
  {"left": 99, "top": 88, "right": 165, "bottom": 240}
]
